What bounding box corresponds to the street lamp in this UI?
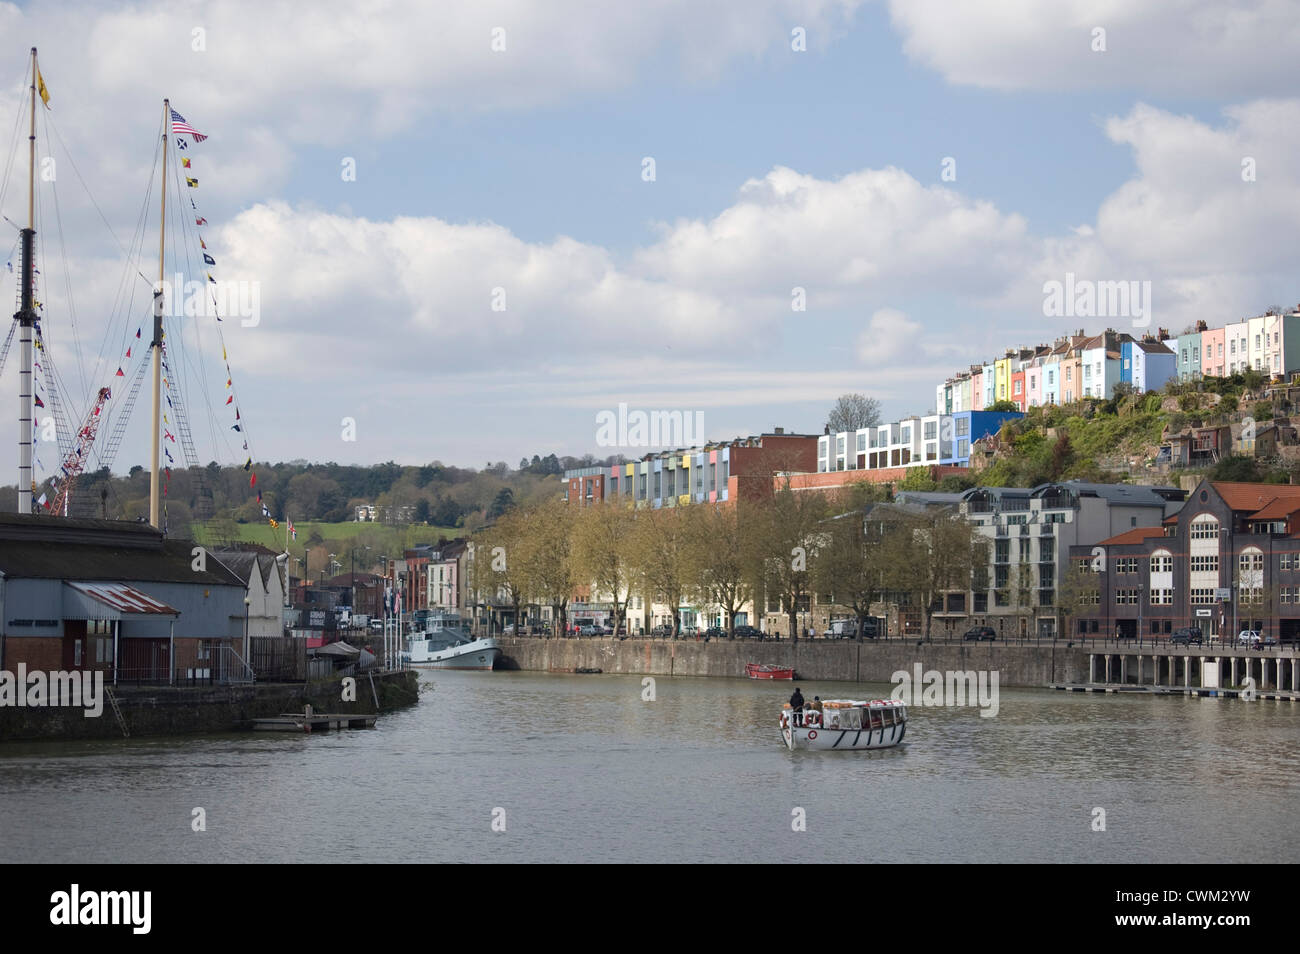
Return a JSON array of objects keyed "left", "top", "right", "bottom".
[{"left": 243, "top": 596, "right": 251, "bottom": 670}]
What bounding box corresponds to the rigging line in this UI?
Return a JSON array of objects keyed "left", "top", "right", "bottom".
[
  {"left": 43, "top": 112, "right": 154, "bottom": 289},
  {"left": 35, "top": 168, "right": 89, "bottom": 436},
  {"left": 100, "top": 153, "right": 156, "bottom": 395},
  {"left": 0, "top": 60, "right": 29, "bottom": 219},
  {"left": 100, "top": 148, "right": 158, "bottom": 394},
  {"left": 166, "top": 156, "right": 231, "bottom": 471},
  {"left": 94, "top": 115, "right": 163, "bottom": 397},
  {"left": 41, "top": 104, "right": 88, "bottom": 398}
]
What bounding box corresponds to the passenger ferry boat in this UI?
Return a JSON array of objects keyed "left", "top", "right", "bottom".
[
  {"left": 404, "top": 611, "right": 500, "bottom": 670},
  {"left": 780, "top": 698, "right": 907, "bottom": 751}
]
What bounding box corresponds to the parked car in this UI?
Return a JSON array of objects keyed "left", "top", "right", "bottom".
[
  {"left": 733, "top": 625, "right": 763, "bottom": 639},
  {"left": 368, "top": 619, "right": 383, "bottom": 634},
  {"left": 1237, "top": 630, "right": 1264, "bottom": 648},
  {"left": 1171, "top": 627, "right": 1203, "bottom": 647},
  {"left": 703, "top": 626, "right": 725, "bottom": 639},
  {"left": 963, "top": 626, "right": 997, "bottom": 641},
  {"left": 650, "top": 624, "right": 673, "bottom": 637}
]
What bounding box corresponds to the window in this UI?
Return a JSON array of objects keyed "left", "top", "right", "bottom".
[
  {"left": 955, "top": 417, "right": 970, "bottom": 436},
  {"left": 1066, "top": 367, "right": 1072, "bottom": 381},
  {"left": 1190, "top": 588, "right": 1217, "bottom": 604},
  {"left": 1240, "top": 551, "right": 1264, "bottom": 572},
  {"left": 1115, "top": 588, "right": 1139, "bottom": 605},
  {"left": 1190, "top": 515, "right": 1219, "bottom": 539},
  {"left": 1150, "top": 588, "right": 1174, "bottom": 605},
  {"left": 1047, "top": 370, "right": 1054, "bottom": 385},
  {"left": 1190, "top": 555, "right": 1218, "bottom": 573},
  {"left": 1256, "top": 334, "right": 1261, "bottom": 350},
  {"left": 1218, "top": 342, "right": 1223, "bottom": 357},
  {"left": 1281, "top": 553, "right": 1292, "bottom": 570},
  {"left": 1014, "top": 381, "right": 1022, "bottom": 394},
  {"left": 1115, "top": 557, "right": 1138, "bottom": 573},
  {"left": 1230, "top": 340, "right": 1236, "bottom": 354},
  {"left": 1150, "top": 553, "right": 1173, "bottom": 573},
  {"left": 924, "top": 420, "right": 937, "bottom": 439}
]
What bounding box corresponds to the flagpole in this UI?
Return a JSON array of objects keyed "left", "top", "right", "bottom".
[
  {"left": 149, "top": 99, "right": 169, "bottom": 529},
  {"left": 16, "top": 48, "right": 37, "bottom": 514}
]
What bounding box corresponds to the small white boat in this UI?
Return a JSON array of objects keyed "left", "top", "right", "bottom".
[
  {"left": 780, "top": 698, "right": 907, "bottom": 751},
  {"left": 404, "top": 612, "right": 501, "bottom": 670}
]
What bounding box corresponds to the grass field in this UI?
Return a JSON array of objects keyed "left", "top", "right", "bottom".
[{"left": 190, "top": 520, "right": 462, "bottom": 553}]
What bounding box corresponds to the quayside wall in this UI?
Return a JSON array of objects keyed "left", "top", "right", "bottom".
[
  {"left": 498, "top": 638, "right": 1087, "bottom": 687},
  {"left": 0, "top": 669, "right": 419, "bottom": 742}
]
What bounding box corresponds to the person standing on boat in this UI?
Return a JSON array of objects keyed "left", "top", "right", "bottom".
[{"left": 789, "top": 686, "right": 805, "bottom": 725}]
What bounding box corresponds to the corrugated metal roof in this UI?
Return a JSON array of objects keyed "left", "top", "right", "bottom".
[{"left": 65, "top": 582, "right": 179, "bottom": 617}]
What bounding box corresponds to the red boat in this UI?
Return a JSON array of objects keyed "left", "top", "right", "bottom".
[{"left": 746, "top": 663, "right": 795, "bottom": 680}]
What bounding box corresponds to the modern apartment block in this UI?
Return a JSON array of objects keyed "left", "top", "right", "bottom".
[
  {"left": 896, "top": 481, "right": 1186, "bottom": 637},
  {"left": 817, "top": 410, "right": 1025, "bottom": 475},
  {"left": 564, "top": 430, "right": 818, "bottom": 508},
  {"left": 1068, "top": 479, "right": 1300, "bottom": 642}
]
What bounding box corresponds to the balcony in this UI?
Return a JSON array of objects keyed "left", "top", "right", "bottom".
[
  {"left": 1039, "top": 524, "right": 1056, "bottom": 535},
  {"left": 1019, "top": 525, "right": 1030, "bottom": 536}
]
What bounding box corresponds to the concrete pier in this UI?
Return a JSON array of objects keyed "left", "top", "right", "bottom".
[{"left": 1066, "top": 645, "right": 1300, "bottom": 700}]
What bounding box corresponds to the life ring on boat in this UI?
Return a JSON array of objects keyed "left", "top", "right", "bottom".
[
  {"left": 780, "top": 713, "right": 788, "bottom": 728},
  {"left": 807, "top": 730, "right": 818, "bottom": 740}
]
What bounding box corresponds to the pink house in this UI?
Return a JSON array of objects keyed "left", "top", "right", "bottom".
[
  {"left": 1201, "top": 327, "right": 1226, "bottom": 378},
  {"left": 970, "top": 366, "right": 984, "bottom": 411}
]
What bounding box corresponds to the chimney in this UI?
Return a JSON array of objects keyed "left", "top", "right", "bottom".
[
  {"left": 774, "top": 426, "right": 784, "bottom": 435},
  {"left": 1196, "top": 319, "right": 1208, "bottom": 332}
]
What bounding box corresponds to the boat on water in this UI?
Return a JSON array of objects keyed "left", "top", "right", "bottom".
[
  {"left": 780, "top": 698, "right": 907, "bottom": 751},
  {"left": 403, "top": 611, "right": 501, "bottom": 670},
  {"left": 746, "top": 662, "right": 795, "bottom": 680}
]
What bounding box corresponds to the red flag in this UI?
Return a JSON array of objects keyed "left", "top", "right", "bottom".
[
  {"left": 250, "top": 472, "right": 257, "bottom": 488},
  {"left": 195, "top": 217, "right": 207, "bottom": 226},
  {"left": 125, "top": 346, "right": 132, "bottom": 358},
  {"left": 115, "top": 367, "right": 124, "bottom": 377},
  {"left": 135, "top": 328, "right": 141, "bottom": 338},
  {"left": 225, "top": 395, "right": 233, "bottom": 405}
]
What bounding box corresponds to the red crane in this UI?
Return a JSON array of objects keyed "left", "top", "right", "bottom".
[{"left": 49, "top": 386, "right": 112, "bottom": 515}]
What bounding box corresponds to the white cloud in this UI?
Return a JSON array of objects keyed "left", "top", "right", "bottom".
[
  {"left": 888, "top": 0, "right": 1300, "bottom": 96},
  {"left": 1029, "top": 99, "right": 1300, "bottom": 330}
]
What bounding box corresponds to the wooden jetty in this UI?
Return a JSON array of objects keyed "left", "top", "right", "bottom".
[{"left": 252, "top": 711, "right": 379, "bottom": 733}]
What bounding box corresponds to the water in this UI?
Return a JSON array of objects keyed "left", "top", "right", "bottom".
[{"left": 1, "top": 672, "right": 1297, "bottom": 863}]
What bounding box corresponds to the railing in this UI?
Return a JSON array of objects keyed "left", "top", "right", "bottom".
[{"left": 114, "top": 640, "right": 256, "bottom": 687}]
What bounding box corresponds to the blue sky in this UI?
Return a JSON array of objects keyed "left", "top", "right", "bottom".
[{"left": 2, "top": 0, "right": 1299, "bottom": 479}]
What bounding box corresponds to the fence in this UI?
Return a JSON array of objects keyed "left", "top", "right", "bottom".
[
  {"left": 249, "top": 635, "right": 308, "bottom": 682},
  {"left": 116, "top": 640, "right": 255, "bottom": 686}
]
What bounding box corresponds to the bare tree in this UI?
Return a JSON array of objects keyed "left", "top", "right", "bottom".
[{"left": 825, "top": 393, "right": 882, "bottom": 434}]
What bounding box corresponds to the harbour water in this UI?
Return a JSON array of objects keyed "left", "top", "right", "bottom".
[{"left": 1, "top": 671, "right": 1296, "bottom": 863}]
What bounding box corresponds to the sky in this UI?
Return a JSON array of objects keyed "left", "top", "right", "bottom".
[{"left": 2, "top": 0, "right": 1299, "bottom": 480}]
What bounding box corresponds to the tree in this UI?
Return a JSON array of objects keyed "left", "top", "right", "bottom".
[
  {"left": 472, "top": 509, "right": 530, "bottom": 630},
  {"left": 825, "top": 393, "right": 882, "bottom": 434},
  {"left": 572, "top": 503, "right": 637, "bottom": 634},
  {"left": 812, "top": 495, "right": 896, "bottom": 640},
  {"left": 747, "top": 482, "right": 829, "bottom": 641},
  {"left": 488, "top": 488, "right": 515, "bottom": 520},
  {"left": 514, "top": 498, "right": 575, "bottom": 635},
  {"left": 628, "top": 505, "right": 694, "bottom": 636},
  {"left": 893, "top": 505, "right": 987, "bottom": 640},
  {"left": 685, "top": 503, "right": 751, "bottom": 636},
  {"left": 986, "top": 399, "right": 1019, "bottom": 412}
]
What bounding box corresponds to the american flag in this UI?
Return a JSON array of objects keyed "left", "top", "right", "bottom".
[{"left": 170, "top": 108, "right": 208, "bottom": 142}]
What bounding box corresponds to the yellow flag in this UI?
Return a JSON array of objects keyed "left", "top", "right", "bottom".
[{"left": 36, "top": 67, "right": 50, "bottom": 108}]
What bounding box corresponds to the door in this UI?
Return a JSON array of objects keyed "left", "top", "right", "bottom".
[{"left": 62, "top": 620, "right": 87, "bottom": 671}]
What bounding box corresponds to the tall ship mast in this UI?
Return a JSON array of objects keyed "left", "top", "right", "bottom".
[{"left": 14, "top": 47, "right": 38, "bottom": 514}]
